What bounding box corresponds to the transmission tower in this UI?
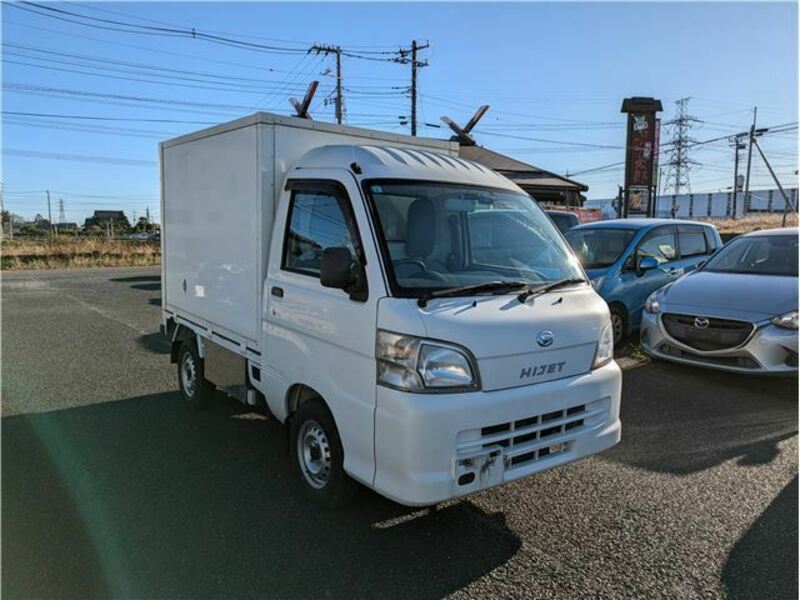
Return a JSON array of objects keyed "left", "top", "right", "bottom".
[
  {"left": 58, "top": 198, "right": 66, "bottom": 224},
  {"left": 662, "top": 97, "right": 700, "bottom": 195}
]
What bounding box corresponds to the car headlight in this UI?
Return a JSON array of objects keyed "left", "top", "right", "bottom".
[
  {"left": 644, "top": 291, "right": 661, "bottom": 314},
  {"left": 593, "top": 320, "right": 614, "bottom": 368},
  {"left": 376, "top": 330, "right": 478, "bottom": 392},
  {"left": 771, "top": 311, "right": 798, "bottom": 330}
]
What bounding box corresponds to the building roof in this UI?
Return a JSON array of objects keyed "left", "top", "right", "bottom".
[
  {"left": 457, "top": 145, "right": 588, "bottom": 192},
  {"left": 93, "top": 210, "right": 126, "bottom": 219}
]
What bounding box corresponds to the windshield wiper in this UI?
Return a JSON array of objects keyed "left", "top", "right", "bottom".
[
  {"left": 516, "top": 277, "right": 587, "bottom": 303},
  {"left": 417, "top": 280, "right": 528, "bottom": 307}
]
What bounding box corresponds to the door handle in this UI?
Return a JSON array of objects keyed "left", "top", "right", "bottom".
[{"left": 271, "top": 286, "right": 284, "bottom": 298}]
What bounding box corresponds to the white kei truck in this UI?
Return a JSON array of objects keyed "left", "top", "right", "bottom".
[{"left": 160, "top": 113, "right": 621, "bottom": 507}]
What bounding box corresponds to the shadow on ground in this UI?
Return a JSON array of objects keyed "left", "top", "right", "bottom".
[
  {"left": 607, "top": 361, "right": 798, "bottom": 475},
  {"left": 2, "top": 393, "right": 520, "bottom": 599},
  {"left": 722, "top": 476, "right": 798, "bottom": 600},
  {"left": 109, "top": 275, "right": 160, "bottom": 283},
  {"left": 110, "top": 274, "right": 161, "bottom": 292},
  {"left": 137, "top": 332, "right": 170, "bottom": 355}
]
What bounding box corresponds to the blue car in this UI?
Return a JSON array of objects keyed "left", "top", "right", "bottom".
[{"left": 565, "top": 219, "right": 722, "bottom": 346}]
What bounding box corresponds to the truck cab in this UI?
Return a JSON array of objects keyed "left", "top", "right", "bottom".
[{"left": 160, "top": 114, "right": 621, "bottom": 507}]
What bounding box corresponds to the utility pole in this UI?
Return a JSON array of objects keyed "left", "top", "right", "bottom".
[
  {"left": 730, "top": 136, "right": 747, "bottom": 218},
  {"left": 146, "top": 206, "right": 150, "bottom": 225},
  {"left": 751, "top": 135, "right": 796, "bottom": 226},
  {"left": 46, "top": 190, "right": 54, "bottom": 236},
  {"left": 742, "top": 106, "right": 757, "bottom": 215},
  {"left": 0, "top": 181, "right": 5, "bottom": 241},
  {"left": 401, "top": 40, "right": 429, "bottom": 136},
  {"left": 310, "top": 45, "right": 344, "bottom": 124},
  {"left": 663, "top": 97, "right": 699, "bottom": 196}
]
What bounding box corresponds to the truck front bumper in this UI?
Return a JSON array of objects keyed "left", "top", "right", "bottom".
[{"left": 372, "top": 360, "right": 622, "bottom": 506}]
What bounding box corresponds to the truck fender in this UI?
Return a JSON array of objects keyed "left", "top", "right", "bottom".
[{"left": 169, "top": 324, "right": 205, "bottom": 363}]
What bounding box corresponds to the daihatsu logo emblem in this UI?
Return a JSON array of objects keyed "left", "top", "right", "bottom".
[
  {"left": 694, "top": 317, "right": 710, "bottom": 329},
  {"left": 537, "top": 330, "right": 554, "bottom": 347}
]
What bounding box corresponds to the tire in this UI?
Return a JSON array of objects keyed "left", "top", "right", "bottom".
[
  {"left": 177, "top": 341, "right": 215, "bottom": 410},
  {"left": 289, "top": 399, "right": 358, "bottom": 507},
  {"left": 610, "top": 306, "right": 627, "bottom": 348}
]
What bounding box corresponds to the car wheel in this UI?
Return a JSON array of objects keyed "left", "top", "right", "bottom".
[
  {"left": 610, "top": 306, "right": 626, "bottom": 347},
  {"left": 177, "top": 341, "right": 214, "bottom": 409},
  {"left": 290, "top": 399, "right": 358, "bottom": 507}
]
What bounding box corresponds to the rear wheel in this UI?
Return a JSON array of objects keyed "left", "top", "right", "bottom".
[
  {"left": 177, "top": 341, "right": 214, "bottom": 409},
  {"left": 290, "top": 399, "right": 358, "bottom": 507},
  {"left": 610, "top": 306, "right": 627, "bottom": 348}
]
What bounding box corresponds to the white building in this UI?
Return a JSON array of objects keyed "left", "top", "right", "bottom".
[{"left": 585, "top": 187, "right": 798, "bottom": 219}]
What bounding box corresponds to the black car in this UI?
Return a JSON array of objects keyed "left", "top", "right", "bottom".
[{"left": 546, "top": 210, "right": 580, "bottom": 234}]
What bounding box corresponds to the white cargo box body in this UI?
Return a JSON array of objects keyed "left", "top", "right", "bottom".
[{"left": 160, "top": 113, "right": 456, "bottom": 353}]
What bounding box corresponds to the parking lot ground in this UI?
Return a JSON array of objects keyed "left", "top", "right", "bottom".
[{"left": 2, "top": 267, "right": 797, "bottom": 599}]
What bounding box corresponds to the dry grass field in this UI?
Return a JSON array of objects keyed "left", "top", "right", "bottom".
[
  {"left": 1, "top": 212, "right": 796, "bottom": 271},
  {"left": 697, "top": 212, "right": 798, "bottom": 234},
  {"left": 1, "top": 237, "right": 160, "bottom": 270}
]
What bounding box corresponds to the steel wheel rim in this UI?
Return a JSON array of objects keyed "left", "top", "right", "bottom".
[
  {"left": 297, "top": 420, "right": 331, "bottom": 489},
  {"left": 611, "top": 313, "right": 623, "bottom": 344},
  {"left": 180, "top": 351, "right": 197, "bottom": 397}
]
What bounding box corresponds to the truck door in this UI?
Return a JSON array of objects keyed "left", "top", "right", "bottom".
[{"left": 262, "top": 172, "right": 384, "bottom": 486}]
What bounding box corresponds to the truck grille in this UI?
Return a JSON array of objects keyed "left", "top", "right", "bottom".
[
  {"left": 662, "top": 313, "right": 754, "bottom": 351},
  {"left": 456, "top": 400, "right": 608, "bottom": 471}
]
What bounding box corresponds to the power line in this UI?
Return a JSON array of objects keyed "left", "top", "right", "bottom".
[{"left": 3, "top": 148, "right": 157, "bottom": 167}]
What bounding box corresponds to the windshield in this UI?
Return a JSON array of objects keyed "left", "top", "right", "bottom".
[
  {"left": 703, "top": 234, "right": 798, "bottom": 276},
  {"left": 565, "top": 227, "right": 637, "bottom": 269},
  {"left": 366, "top": 181, "right": 584, "bottom": 296}
]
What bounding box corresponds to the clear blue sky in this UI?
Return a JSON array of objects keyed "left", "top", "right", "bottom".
[{"left": 3, "top": 1, "right": 798, "bottom": 223}]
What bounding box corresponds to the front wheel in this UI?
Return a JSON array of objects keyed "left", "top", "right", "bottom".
[
  {"left": 290, "top": 399, "right": 358, "bottom": 507},
  {"left": 177, "top": 341, "right": 215, "bottom": 410},
  {"left": 610, "top": 306, "right": 627, "bottom": 348}
]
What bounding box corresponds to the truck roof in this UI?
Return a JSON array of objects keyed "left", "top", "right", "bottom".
[
  {"left": 293, "top": 145, "right": 518, "bottom": 191},
  {"left": 160, "top": 112, "right": 455, "bottom": 152}
]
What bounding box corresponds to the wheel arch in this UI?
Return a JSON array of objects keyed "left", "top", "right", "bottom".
[
  {"left": 170, "top": 324, "right": 198, "bottom": 364},
  {"left": 285, "top": 383, "right": 326, "bottom": 418},
  {"left": 608, "top": 301, "right": 629, "bottom": 334}
]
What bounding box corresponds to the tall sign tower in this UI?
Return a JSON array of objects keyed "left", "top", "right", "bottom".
[{"left": 620, "top": 97, "right": 663, "bottom": 217}]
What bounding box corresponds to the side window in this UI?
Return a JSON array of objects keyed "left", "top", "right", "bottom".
[
  {"left": 282, "top": 190, "right": 355, "bottom": 277},
  {"left": 703, "top": 227, "right": 718, "bottom": 252},
  {"left": 678, "top": 226, "right": 708, "bottom": 258},
  {"left": 637, "top": 227, "right": 677, "bottom": 264}
]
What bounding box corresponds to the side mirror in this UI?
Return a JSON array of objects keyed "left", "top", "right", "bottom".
[
  {"left": 637, "top": 255, "right": 659, "bottom": 275},
  {"left": 320, "top": 247, "right": 367, "bottom": 301}
]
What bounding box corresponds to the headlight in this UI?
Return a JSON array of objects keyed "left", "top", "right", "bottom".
[
  {"left": 376, "top": 331, "right": 478, "bottom": 392},
  {"left": 593, "top": 320, "right": 614, "bottom": 368},
  {"left": 771, "top": 311, "right": 798, "bottom": 330},
  {"left": 644, "top": 291, "right": 661, "bottom": 314}
]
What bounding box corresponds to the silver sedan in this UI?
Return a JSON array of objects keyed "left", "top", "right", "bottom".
[{"left": 640, "top": 227, "right": 798, "bottom": 375}]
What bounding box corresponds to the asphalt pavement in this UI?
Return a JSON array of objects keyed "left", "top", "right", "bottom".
[{"left": 2, "top": 267, "right": 797, "bottom": 599}]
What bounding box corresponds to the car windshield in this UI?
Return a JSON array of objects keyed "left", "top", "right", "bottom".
[
  {"left": 565, "top": 227, "right": 637, "bottom": 269},
  {"left": 703, "top": 234, "right": 798, "bottom": 276},
  {"left": 366, "top": 181, "right": 584, "bottom": 296}
]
